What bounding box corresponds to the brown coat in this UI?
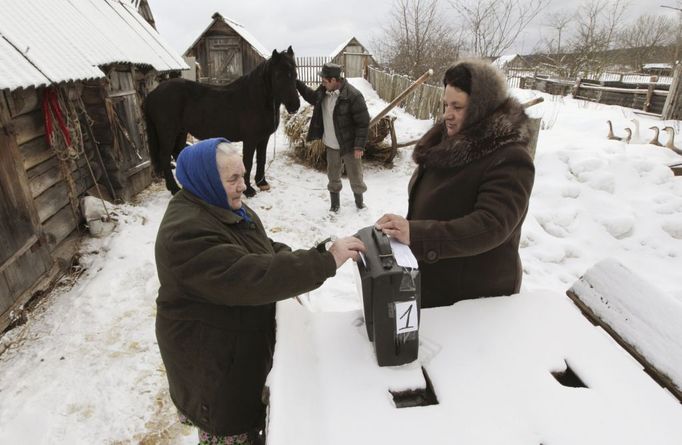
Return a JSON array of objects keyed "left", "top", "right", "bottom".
[
  {"left": 155, "top": 191, "right": 336, "bottom": 435},
  {"left": 408, "top": 95, "right": 535, "bottom": 308}
]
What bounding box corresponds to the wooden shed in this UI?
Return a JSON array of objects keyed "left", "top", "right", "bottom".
[
  {"left": 184, "top": 12, "right": 269, "bottom": 85},
  {"left": 0, "top": 0, "right": 187, "bottom": 333},
  {"left": 329, "top": 37, "right": 378, "bottom": 78}
]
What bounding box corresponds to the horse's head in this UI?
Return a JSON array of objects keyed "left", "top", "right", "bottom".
[{"left": 269, "top": 46, "right": 300, "bottom": 114}]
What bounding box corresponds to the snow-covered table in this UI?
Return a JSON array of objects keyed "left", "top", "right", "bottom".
[{"left": 267, "top": 291, "right": 682, "bottom": 445}]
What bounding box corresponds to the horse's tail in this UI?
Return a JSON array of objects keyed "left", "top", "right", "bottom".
[{"left": 143, "top": 100, "right": 162, "bottom": 176}]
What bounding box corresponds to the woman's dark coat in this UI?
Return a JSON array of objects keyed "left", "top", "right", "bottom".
[
  {"left": 155, "top": 191, "right": 336, "bottom": 435},
  {"left": 408, "top": 59, "right": 535, "bottom": 308},
  {"left": 296, "top": 79, "right": 370, "bottom": 155}
]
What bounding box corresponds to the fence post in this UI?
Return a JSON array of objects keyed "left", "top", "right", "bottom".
[
  {"left": 663, "top": 65, "right": 682, "bottom": 120},
  {"left": 572, "top": 77, "right": 582, "bottom": 98}
]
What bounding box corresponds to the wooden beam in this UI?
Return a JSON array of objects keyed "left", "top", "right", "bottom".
[
  {"left": 0, "top": 235, "right": 38, "bottom": 276},
  {"left": 566, "top": 289, "right": 682, "bottom": 403}
]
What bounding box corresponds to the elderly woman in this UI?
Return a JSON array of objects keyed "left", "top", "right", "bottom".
[
  {"left": 376, "top": 59, "right": 535, "bottom": 308},
  {"left": 154, "top": 138, "right": 364, "bottom": 445}
]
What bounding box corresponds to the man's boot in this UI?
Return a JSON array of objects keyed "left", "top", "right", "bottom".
[
  {"left": 330, "top": 192, "right": 340, "bottom": 212},
  {"left": 354, "top": 193, "right": 365, "bottom": 209}
]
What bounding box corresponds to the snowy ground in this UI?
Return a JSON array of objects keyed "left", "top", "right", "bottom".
[{"left": 0, "top": 79, "right": 681, "bottom": 444}]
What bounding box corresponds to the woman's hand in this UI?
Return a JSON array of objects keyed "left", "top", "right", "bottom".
[
  {"left": 375, "top": 214, "right": 410, "bottom": 245},
  {"left": 328, "top": 236, "right": 366, "bottom": 268}
]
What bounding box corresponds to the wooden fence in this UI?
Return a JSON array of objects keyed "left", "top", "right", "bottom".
[
  {"left": 519, "top": 75, "right": 669, "bottom": 115},
  {"left": 367, "top": 66, "right": 443, "bottom": 120},
  {"left": 296, "top": 56, "right": 331, "bottom": 86}
]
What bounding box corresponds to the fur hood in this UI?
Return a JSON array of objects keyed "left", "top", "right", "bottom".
[
  {"left": 413, "top": 97, "right": 530, "bottom": 168},
  {"left": 413, "top": 58, "right": 531, "bottom": 169},
  {"left": 413, "top": 97, "right": 530, "bottom": 169}
]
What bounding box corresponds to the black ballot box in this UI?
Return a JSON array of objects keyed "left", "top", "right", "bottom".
[{"left": 354, "top": 226, "right": 420, "bottom": 367}]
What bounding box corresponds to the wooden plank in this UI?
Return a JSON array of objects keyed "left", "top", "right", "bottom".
[
  {"left": 6, "top": 87, "right": 41, "bottom": 118},
  {"left": 0, "top": 272, "right": 10, "bottom": 315},
  {"left": 43, "top": 205, "right": 79, "bottom": 250},
  {"left": 13, "top": 109, "right": 45, "bottom": 146},
  {"left": 20, "top": 135, "right": 52, "bottom": 170},
  {"left": 28, "top": 151, "right": 98, "bottom": 198},
  {"left": 0, "top": 235, "right": 38, "bottom": 276},
  {"left": 567, "top": 289, "right": 682, "bottom": 402},
  {"left": 35, "top": 181, "right": 70, "bottom": 223},
  {"left": 0, "top": 260, "right": 63, "bottom": 334},
  {"left": 2, "top": 245, "right": 49, "bottom": 301},
  {"left": 567, "top": 259, "right": 682, "bottom": 403}
]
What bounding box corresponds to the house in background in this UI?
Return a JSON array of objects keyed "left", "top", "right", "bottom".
[
  {"left": 184, "top": 12, "right": 269, "bottom": 85},
  {"left": 0, "top": 0, "right": 187, "bottom": 333},
  {"left": 329, "top": 36, "right": 377, "bottom": 78},
  {"left": 642, "top": 63, "right": 674, "bottom": 77}
]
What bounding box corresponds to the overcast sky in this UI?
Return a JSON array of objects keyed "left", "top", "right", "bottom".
[{"left": 147, "top": 0, "right": 678, "bottom": 59}]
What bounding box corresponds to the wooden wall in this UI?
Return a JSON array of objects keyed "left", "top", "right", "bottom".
[{"left": 0, "top": 67, "right": 157, "bottom": 332}]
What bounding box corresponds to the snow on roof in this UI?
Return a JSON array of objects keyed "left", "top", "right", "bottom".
[
  {"left": 0, "top": 0, "right": 188, "bottom": 91},
  {"left": 329, "top": 36, "right": 356, "bottom": 59},
  {"left": 185, "top": 13, "right": 269, "bottom": 59},
  {"left": 222, "top": 15, "right": 269, "bottom": 58},
  {"left": 492, "top": 54, "right": 519, "bottom": 69},
  {"left": 643, "top": 63, "right": 673, "bottom": 70}
]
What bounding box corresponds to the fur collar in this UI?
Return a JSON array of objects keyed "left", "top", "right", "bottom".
[{"left": 413, "top": 98, "right": 530, "bottom": 169}]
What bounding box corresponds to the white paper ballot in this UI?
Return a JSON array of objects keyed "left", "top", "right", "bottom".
[{"left": 389, "top": 238, "right": 419, "bottom": 269}]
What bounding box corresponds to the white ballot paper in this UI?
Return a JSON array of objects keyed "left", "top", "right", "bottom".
[{"left": 389, "top": 238, "right": 419, "bottom": 269}]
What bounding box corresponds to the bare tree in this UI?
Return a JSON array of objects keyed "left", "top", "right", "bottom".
[
  {"left": 620, "top": 15, "right": 674, "bottom": 70},
  {"left": 372, "top": 0, "right": 461, "bottom": 81},
  {"left": 568, "top": 0, "right": 628, "bottom": 76},
  {"left": 544, "top": 10, "right": 574, "bottom": 54},
  {"left": 449, "top": 0, "right": 548, "bottom": 58}
]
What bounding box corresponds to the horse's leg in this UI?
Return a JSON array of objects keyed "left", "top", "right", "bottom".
[
  {"left": 254, "top": 137, "right": 270, "bottom": 191},
  {"left": 160, "top": 132, "right": 182, "bottom": 195},
  {"left": 171, "top": 132, "right": 189, "bottom": 166},
  {"left": 242, "top": 141, "right": 257, "bottom": 197}
]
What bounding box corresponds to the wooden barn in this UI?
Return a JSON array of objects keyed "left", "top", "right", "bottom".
[
  {"left": 184, "top": 12, "right": 269, "bottom": 85},
  {"left": 329, "top": 37, "right": 377, "bottom": 78},
  {"left": 0, "top": 0, "right": 187, "bottom": 332}
]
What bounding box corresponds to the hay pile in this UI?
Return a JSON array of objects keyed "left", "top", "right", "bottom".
[{"left": 283, "top": 105, "right": 398, "bottom": 171}]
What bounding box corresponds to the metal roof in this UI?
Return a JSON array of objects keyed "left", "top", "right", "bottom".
[{"left": 0, "top": 0, "right": 188, "bottom": 91}]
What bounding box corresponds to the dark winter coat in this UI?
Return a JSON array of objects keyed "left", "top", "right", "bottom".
[
  {"left": 296, "top": 79, "right": 370, "bottom": 155},
  {"left": 155, "top": 190, "right": 336, "bottom": 435},
  {"left": 407, "top": 59, "right": 535, "bottom": 308}
]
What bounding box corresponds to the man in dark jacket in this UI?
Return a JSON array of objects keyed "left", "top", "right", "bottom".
[
  {"left": 154, "top": 138, "right": 365, "bottom": 444},
  {"left": 296, "top": 63, "right": 370, "bottom": 212},
  {"left": 376, "top": 59, "right": 535, "bottom": 308}
]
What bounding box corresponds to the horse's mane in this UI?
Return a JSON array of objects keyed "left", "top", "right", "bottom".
[{"left": 214, "top": 51, "right": 296, "bottom": 96}]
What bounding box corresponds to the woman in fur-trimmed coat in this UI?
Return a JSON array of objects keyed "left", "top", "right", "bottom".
[{"left": 376, "top": 59, "right": 535, "bottom": 308}]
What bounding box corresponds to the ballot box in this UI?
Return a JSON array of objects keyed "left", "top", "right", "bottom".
[{"left": 354, "top": 226, "right": 420, "bottom": 367}]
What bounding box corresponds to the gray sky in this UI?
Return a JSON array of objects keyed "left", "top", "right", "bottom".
[{"left": 148, "top": 0, "right": 678, "bottom": 59}]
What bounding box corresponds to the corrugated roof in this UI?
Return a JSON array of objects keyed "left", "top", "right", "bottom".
[
  {"left": 0, "top": 0, "right": 188, "bottom": 91},
  {"left": 185, "top": 13, "right": 270, "bottom": 59},
  {"left": 0, "top": 37, "right": 51, "bottom": 90}
]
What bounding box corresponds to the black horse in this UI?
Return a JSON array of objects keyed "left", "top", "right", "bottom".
[{"left": 144, "top": 46, "right": 300, "bottom": 196}]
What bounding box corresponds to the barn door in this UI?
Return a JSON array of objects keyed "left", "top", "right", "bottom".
[
  {"left": 343, "top": 45, "right": 366, "bottom": 78},
  {"left": 207, "top": 36, "right": 243, "bottom": 84}
]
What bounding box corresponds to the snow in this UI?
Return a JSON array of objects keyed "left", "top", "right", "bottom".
[
  {"left": 1, "top": 78, "right": 682, "bottom": 444},
  {"left": 570, "top": 259, "right": 682, "bottom": 392}
]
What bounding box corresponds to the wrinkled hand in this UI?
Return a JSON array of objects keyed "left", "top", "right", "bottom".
[
  {"left": 328, "top": 236, "right": 366, "bottom": 268},
  {"left": 354, "top": 148, "right": 363, "bottom": 159},
  {"left": 375, "top": 214, "right": 410, "bottom": 245}
]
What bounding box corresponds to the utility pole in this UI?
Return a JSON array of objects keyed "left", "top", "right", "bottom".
[{"left": 661, "top": 5, "right": 682, "bottom": 65}]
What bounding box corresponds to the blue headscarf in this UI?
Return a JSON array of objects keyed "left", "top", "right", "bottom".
[{"left": 175, "top": 138, "right": 230, "bottom": 209}]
